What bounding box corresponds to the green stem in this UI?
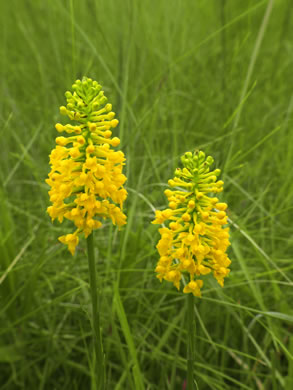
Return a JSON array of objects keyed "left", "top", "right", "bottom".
[
  {"left": 187, "top": 293, "right": 195, "bottom": 390},
  {"left": 87, "top": 232, "right": 105, "bottom": 390}
]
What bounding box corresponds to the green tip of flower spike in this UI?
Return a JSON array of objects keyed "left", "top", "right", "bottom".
[{"left": 63, "top": 77, "right": 107, "bottom": 119}]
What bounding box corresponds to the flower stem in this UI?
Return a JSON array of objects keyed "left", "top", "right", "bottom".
[
  {"left": 87, "top": 232, "right": 105, "bottom": 390},
  {"left": 187, "top": 293, "right": 195, "bottom": 390}
]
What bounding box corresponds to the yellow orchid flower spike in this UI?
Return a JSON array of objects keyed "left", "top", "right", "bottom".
[
  {"left": 152, "top": 150, "right": 231, "bottom": 297},
  {"left": 46, "top": 77, "right": 127, "bottom": 254}
]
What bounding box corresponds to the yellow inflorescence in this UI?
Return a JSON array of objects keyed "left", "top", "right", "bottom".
[
  {"left": 46, "top": 77, "right": 127, "bottom": 255},
  {"left": 152, "top": 150, "right": 231, "bottom": 297}
]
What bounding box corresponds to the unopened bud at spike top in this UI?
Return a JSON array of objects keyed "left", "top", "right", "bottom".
[
  {"left": 46, "top": 77, "right": 128, "bottom": 255},
  {"left": 152, "top": 150, "right": 231, "bottom": 297}
]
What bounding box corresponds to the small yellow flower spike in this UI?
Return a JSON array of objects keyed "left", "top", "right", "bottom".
[
  {"left": 46, "top": 77, "right": 127, "bottom": 255},
  {"left": 152, "top": 150, "right": 231, "bottom": 296}
]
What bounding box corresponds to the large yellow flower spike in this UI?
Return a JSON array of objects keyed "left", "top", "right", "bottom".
[
  {"left": 152, "top": 150, "right": 231, "bottom": 297},
  {"left": 46, "top": 77, "right": 127, "bottom": 254}
]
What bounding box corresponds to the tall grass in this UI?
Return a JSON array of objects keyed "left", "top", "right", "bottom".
[{"left": 0, "top": 0, "right": 292, "bottom": 388}]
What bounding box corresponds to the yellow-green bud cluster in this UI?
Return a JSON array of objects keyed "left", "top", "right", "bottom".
[
  {"left": 152, "top": 150, "right": 231, "bottom": 297},
  {"left": 46, "top": 77, "right": 127, "bottom": 255}
]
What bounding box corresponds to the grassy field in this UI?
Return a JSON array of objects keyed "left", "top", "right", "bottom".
[{"left": 1, "top": 0, "right": 293, "bottom": 389}]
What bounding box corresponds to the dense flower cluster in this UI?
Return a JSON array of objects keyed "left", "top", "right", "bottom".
[
  {"left": 46, "top": 77, "right": 127, "bottom": 254},
  {"left": 152, "top": 150, "right": 231, "bottom": 297}
]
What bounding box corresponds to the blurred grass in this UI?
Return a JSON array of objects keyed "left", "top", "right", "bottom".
[{"left": 0, "top": 0, "right": 293, "bottom": 388}]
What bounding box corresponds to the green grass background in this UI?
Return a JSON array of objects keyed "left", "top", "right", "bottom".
[{"left": 1, "top": 0, "right": 293, "bottom": 389}]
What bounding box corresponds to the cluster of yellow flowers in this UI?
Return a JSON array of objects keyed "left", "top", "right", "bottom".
[
  {"left": 46, "top": 78, "right": 127, "bottom": 254},
  {"left": 152, "top": 150, "right": 231, "bottom": 296}
]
